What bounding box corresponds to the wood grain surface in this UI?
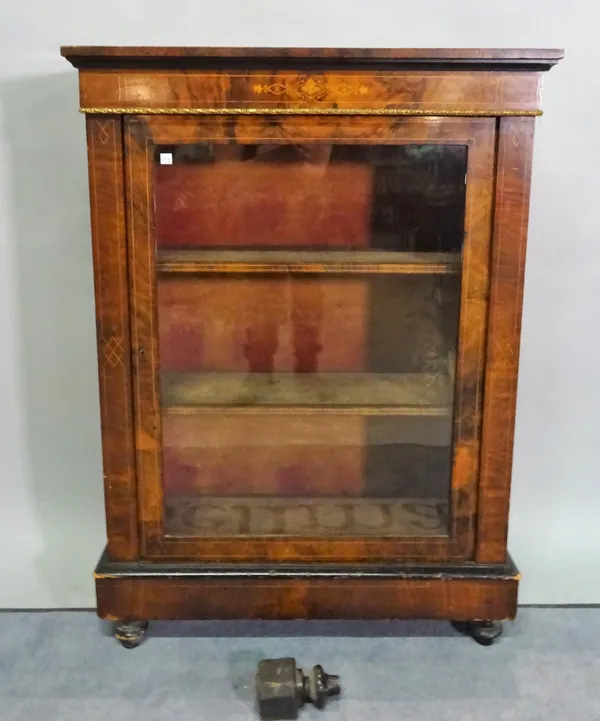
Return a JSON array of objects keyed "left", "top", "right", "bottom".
[
  {"left": 75, "top": 69, "right": 544, "bottom": 114},
  {"left": 96, "top": 568, "right": 519, "bottom": 621},
  {"left": 62, "top": 46, "right": 563, "bottom": 75},
  {"left": 65, "top": 47, "right": 563, "bottom": 623},
  {"left": 124, "top": 114, "right": 494, "bottom": 563},
  {"left": 476, "top": 117, "right": 536, "bottom": 563},
  {"left": 86, "top": 116, "right": 139, "bottom": 560}
]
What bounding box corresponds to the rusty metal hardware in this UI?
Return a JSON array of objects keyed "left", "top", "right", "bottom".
[{"left": 256, "top": 657, "right": 341, "bottom": 719}]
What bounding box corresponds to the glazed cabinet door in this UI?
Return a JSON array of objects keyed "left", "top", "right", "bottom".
[{"left": 125, "top": 115, "right": 495, "bottom": 562}]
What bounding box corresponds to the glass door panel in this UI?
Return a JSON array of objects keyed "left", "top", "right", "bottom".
[{"left": 153, "top": 141, "right": 466, "bottom": 539}]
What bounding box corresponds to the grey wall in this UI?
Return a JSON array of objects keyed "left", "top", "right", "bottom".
[{"left": 0, "top": 0, "right": 597, "bottom": 608}]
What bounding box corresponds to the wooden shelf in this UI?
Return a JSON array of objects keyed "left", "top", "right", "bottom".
[
  {"left": 160, "top": 372, "right": 453, "bottom": 416},
  {"left": 157, "top": 249, "right": 461, "bottom": 275}
]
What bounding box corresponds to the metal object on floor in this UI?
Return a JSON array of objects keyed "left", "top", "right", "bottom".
[{"left": 256, "top": 657, "right": 341, "bottom": 720}]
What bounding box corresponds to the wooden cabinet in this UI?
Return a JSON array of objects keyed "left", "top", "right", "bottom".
[{"left": 62, "top": 46, "right": 562, "bottom": 648}]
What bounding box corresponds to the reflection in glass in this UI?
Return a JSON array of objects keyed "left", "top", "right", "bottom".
[
  {"left": 155, "top": 143, "right": 466, "bottom": 252},
  {"left": 153, "top": 142, "right": 467, "bottom": 538}
]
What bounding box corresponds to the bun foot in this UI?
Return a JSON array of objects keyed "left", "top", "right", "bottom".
[
  {"left": 115, "top": 620, "right": 149, "bottom": 649},
  {"left": 453, "top": 620, "right": 503, "bottom": 646}
]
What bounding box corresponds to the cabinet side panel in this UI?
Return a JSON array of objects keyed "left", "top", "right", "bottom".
[
  {"left": 477, "top": 116, "right": 535, "bottom": 563},
  {"left": 86, "top": 116, "right": 139, "bottom": 560}
]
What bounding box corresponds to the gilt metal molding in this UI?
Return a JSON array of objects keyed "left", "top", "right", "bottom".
[{"left": 80, "top": 106, "right": 542, "bottom": 117}]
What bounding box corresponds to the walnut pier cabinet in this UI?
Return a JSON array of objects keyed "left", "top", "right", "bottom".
[{"left": 62, "top": 47, "right": 562, "bottom": 648}]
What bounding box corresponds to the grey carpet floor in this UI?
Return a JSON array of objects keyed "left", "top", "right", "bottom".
[{"left": 0, "top": 609, "right": 599, "bottom": 720}]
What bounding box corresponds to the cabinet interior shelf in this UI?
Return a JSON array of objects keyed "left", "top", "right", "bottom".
[
  {"left": 160, "top": 372, "right": 453, "bottom": 416},
  {"left": 157, "top": 249, "right": 462, "bottom": 275}
]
